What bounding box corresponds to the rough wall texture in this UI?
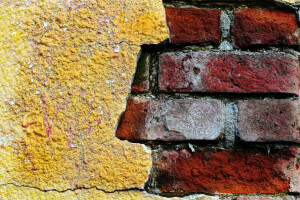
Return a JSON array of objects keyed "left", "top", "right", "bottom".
[
  {"left": 0, "top": 0, "right": 300, "bottom": 199},
  {"left": 116, "top": 0, "right": 300, "bottom": 199},
  {"left": 0, "top": 0, "right": 181, "bottom": 199}
]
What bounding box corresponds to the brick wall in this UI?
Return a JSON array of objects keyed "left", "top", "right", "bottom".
[{"left": 117, "top": 0, "right": 300, "bottom": 199}]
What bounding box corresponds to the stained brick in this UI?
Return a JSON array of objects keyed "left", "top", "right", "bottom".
[
  {"left": 165, "top": 7, "right": 221, "bottom": 44},
  {"left": 147, "top": 148, "right": 300, "bottom": 194},
  {"left": 237, "top": 100, "right": 300, "bottom": 143},
  {"left": 116, "top": 98, "right": 223, "bottom": 141},
  {"left": 158, "top": 51, "right": 298, "bottom": 95},
  {"left": 234, "top": 9, "right": 299, "bottom": 46}
]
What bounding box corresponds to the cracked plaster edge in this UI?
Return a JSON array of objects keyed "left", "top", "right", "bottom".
[
  {"left": 0, "top": 183, "right": 220, "bottom": 199},
  {"left": 93, "top": 40, "right": 140, "bottom": 47},
  {"left": 113, "top": 48, "right": 143, "bottom": 138},
  {"left": 0, "top": 182, "right": 143, "bottom": 194}
]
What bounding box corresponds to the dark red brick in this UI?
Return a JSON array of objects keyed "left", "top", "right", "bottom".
[
  {"left": 234, "top": 9, "right": 299, "bottom": 46},
  {"left": 147, "top": 148, "right": 300, "bottom": 194},
  {"left": 165, "top": 7, "right": 221, "bottom": 44},
  {"left": 158, "top": 52, "right": 298, "bottom": 95},
  {"left": 116, "top": 98, "right": 223, "bottom": 141},
  {"left": 238, "top": 100, "right": 300, "bottom": 143}
]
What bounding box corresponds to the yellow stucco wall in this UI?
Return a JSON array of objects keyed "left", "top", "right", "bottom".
[
  {"left": 0, "top": 0, "right": 169, "bottom": 198},
  {"left": 0, "top": 0, "right": 298, "bottom": 199}
]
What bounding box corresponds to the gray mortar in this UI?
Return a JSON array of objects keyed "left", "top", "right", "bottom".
[
  {"left": 219, "top": 40, "right": 233, "bottom": 51},
  {"left": 223, "top": 102, "right": 237, "bottom": 148},
  {"left": 221, "top": 10, "right": 231, "bottom": 39},
  {"left": 144, "top": 148, "right": 161, "bottom": 194}
]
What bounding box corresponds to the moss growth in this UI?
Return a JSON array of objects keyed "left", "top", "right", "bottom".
[{"left": 134, "top": 52, "right": 148, "bottom": 83}]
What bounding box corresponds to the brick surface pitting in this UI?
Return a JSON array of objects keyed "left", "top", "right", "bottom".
[
  {"left": 159, "top": 52, "right": 299, "bottom": 95},
  {"left": 234, "top": 9, "right": 299, "bottom": 46},
  {"left": 165, "top": 7, "right": 221, "bottom": 44},
  {"left": 237, "top": 100, "right": 300, "bottom": 143},
  {"left": 148, "top": 148, "right": 300, "bottom": 194},
  {"left": 116, "top": 98, "right": 223, "bottom": 141}
]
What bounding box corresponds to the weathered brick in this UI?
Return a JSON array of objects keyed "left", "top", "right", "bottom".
[
  {"left": 158, "top": 51, "right": 298, "bottom": 95},
  {"left": 237, "top": 196, "right": 296, "bottom": 200},
  {"left": 131, "top": 53, "right": 150, "bottom": 92},
  {"left": 237, "top": 100, "right": 300, "bottom": 143},
  {"left": 234, "top": 9, "right": 299, "bottom": 46},
  {"left": 165, "top": 7, "right": 221, "bottom": 44},
  {"left": 147, "top": 148, "right": 300, "bottom": 194},
  {"left": 116, "top": 98, "right": 223, "bottom": 141}
]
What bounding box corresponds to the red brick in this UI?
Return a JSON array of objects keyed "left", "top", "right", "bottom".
[
  {"left": 115, "top": 98, "right": 149, "bottom": 140},
  {"left": 234, "top": 9, "right": 299, "bottom": 46},
  {"left": 116, "top": 98, "right": 223, "bottom": 141},
  {"left": 158, "top": 52, "right": 298, "bottom": 95},
  {"left": 237, "top": 196, "right": 296, "bottom": 200},
  {"left": 238, "top": 100, "right": 300, "bottom": 143},
  {"left": 131, "top": 53, "right": 150, "bottom": 92},
  {"left": 165, "top": 7, "right": 221, "bottom": 44},
  {"left": 148, "top": 148, "right": 300, "bottom": 194}
]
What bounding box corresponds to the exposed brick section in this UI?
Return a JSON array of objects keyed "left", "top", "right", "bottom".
[
  {"left": 237, "top": 196, "right": 297, "bottom": 200},
  {"left": 148, "top": 148, "right": 300, "bottom": 194},
  {"left": 158, "top": 52, "right": 298, "bottom": 95},
  {"left": 238, "top": 100, "right": 300, "bottom": 143},
  {"left": 121, "top": 3, "right": 300, "bottom": 198},
  {"left": 165, "top": 7, "right": 221, "bottom": 44},
  {"left": 116, "top": 98, "right": 223, "bottom": 141},
  {"left": 131, "top": 53, "right": 150, "bottom": 92},
  {"left": 116, "top": 98, "right": 149, "bottom": 140},
  {"left": 234, "top": 9, "right": 299, "bottom": 46}
]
